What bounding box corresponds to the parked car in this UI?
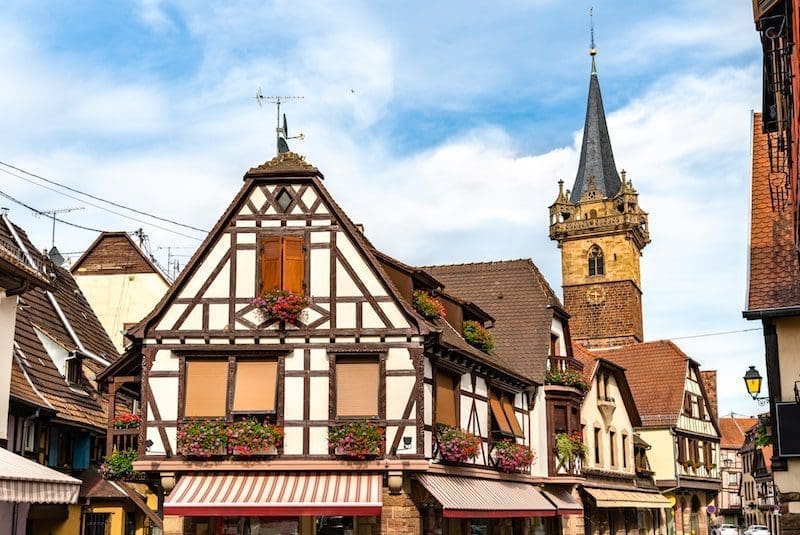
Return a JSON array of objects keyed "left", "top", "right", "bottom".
[
  {"left": 718, "top": 524, "right": 740, "bottom": 535},
  {"left": 744, "top": 525, "right": 769, "bottom": 535}
]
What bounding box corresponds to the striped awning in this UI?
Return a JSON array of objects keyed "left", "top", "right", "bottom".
[
  {"left": 415, "top": 474, "right": 557, "bottom": 518},
  {"left": 0, "top": 448, "right": 80, "bottom": 504},
  {"left": 584, "top": 488, "right": 672, "bottom": 509},
  {"left": 164, "top": 472, "right": 383, "bottom": 517}
]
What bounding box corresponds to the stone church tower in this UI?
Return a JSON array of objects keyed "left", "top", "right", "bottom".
[{"left": 548, "top": 51, "right": 650, "bottom": 349}]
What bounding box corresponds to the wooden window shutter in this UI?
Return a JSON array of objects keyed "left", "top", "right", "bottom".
[
  {"left": 233, "top": 360, "right": 278, "bottom": 412},
  {"left": 698, "top": 399, "right": 706, "bottom": 420},
  {"left": 501, "top": 395, "right": 524, "bottom": 438},
  {"left": 489, "top": 390, "right": 512, "bottom": 436},
  {"left": 336, "top": 359, "right": 379, "bottom": 417},
  {"left": 282, "top": 236, "right": 305, "bottom": 294},
  {"left": 260, "top": 237, "right": 281, "bottom": 293},
  {"left": 184, "top": 360, "right": 228, "bottom": 417},
  {"left": 435, "top": 370, "right": 459, "bottom": 427}
]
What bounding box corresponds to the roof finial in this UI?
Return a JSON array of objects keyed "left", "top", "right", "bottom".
[{"left": 589, "top": 7, "right": 598, "bottom": 74}]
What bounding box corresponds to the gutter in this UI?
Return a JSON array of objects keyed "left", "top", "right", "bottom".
[{"left": 742, "top": 305, "right": 800, "bottom": 320}]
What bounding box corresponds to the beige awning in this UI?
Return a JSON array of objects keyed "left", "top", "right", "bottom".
[
  {"left": 416, "top": 474, "right": 557, "bottom": 518},
  {"left": 0, "top": 448, "right": 80, "bottom": 504},
  {"left": 584, "top": 488, "right": 672, "bottom": 509},
  {"left": 164, "top": 472, "right": 383, "bottom": 517},
  {"left": 542, "top": 486, "right": 583, "bottom": 515}
]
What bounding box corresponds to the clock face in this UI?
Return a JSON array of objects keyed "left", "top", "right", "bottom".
[{"left": 586, "top": 285, "right": 606, "bottom": 305}]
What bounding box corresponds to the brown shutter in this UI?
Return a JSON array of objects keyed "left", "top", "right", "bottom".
[
  {"left": 489, "top": 390, "right": 512, "bottom": 435},
  {"left": 501, "top": 395, "right": 524, "bottom": 438},
  {"left": 184, "top": 360, "right": 228, "bottom": 417},
  {"left": 260, "top": 237, "right": 281, "bottom": 293},
  {"left": 336, "top": 359, "right": 379, "bottom": 417},
  {"left": 282, "top": 236, "right": 305, "bottom": 294},
  {"left": 435, "top": 370, "right": 458, "bottom": 427},
  {"left": 233, "top": 360, "right": 278, "bottom": 412}
]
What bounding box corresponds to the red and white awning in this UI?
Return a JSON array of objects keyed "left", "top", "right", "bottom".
[
  {"left": 0, "top": 448, "right": 80, "bottom": 504},
  {"left": 164, "top": 472, "right": 383, "bottom": 517}
]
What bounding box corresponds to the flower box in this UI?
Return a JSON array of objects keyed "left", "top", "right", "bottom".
[
  {"left": 462, "top": 321, "right": 494, "bottom": 352},
  {"left": 177, "top": 419, "right": 282, "bottom": 458},
  {"left": 114, "top": 412, "right": 141, "bottom": 429},
  {"left": 545, "top": 369, "right": 589, "bottom": 392},
  {"left": 493, "top": 440, "right": 535, "bottom": 473},
  {"left": 228, "top": 419, "right": 283, "bottom": 457},
  {"left": 101, "top": 450, "right": 138, "bottom": 480},
  {"left": 252, "top": 289, "right": 309, "bottom": 326},
  {"left": 328, "top": 421, "right": 384, "bottom": 460},
  {"left": 412, "top": 291, "right": 446, "bottom": 320},
  {"left": 436, "top": 426, "right": 481, "bottom": 463},
  {"left": 232, "top": 445, "right": 278, "bottom": 456}
]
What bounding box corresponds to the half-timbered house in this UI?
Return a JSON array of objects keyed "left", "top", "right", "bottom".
[{"left": 100, "top": 152, "right": 585, "bottom": 535}]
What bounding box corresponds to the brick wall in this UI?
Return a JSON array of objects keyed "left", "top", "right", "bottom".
[{"left": 564, "top": 281, "right": 643, "bottom": 347}]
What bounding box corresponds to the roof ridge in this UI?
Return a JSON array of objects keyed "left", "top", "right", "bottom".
[{"left": 421, "top": 258, "right": 534, "bottom": 269}]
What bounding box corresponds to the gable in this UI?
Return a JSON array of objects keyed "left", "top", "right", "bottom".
[
  {"left": 72, "top": 232, "right": 165, "bottom": 280},
  {"left": 138, "top": 161, "right": 424, "bottom": 340},
  {"left": 676, "top": 365, "right": 719, "bottom": 438}
]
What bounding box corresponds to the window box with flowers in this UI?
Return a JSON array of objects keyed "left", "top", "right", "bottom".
[
  {"left": 101, "top": 450, "right": 138, "bottom": 480},
  {"left": 493, "top": 440, "right": 535, "bottom": 473},
  {"left": 412, "top": 291, "right": 446, "bottom": 320},
  {"left": 555, "top": 432, "right": 587, "bottom": 465},
  {"left": 114, "top": 412, "right": 141, "bottom": 429},
  {"left": 328, "top": 421, "right": 385, "bottom": 460},
  {"left": 436, "top": 425, "right": 482, "bottom": 463},
  {"left": 177, "top": 420, "right": 229, "bottom": 458},
  {"left": 252, "top": 289, "right": 309, "bottom": 326},
  {"left": 545, "top": 369, "right": 589, "bottom": 393},
  {"left": 229, "top": 419, "right": 283, "bottom": 457},
  {"left": 462, "top": 321, "right": 494, "bottom": 352}
]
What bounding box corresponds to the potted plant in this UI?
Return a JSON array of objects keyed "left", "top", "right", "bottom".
[
  {"left": 177, "top": 420, "right": 229, "bottom": 458},
  {"left": 252, "top": 289, "right": 309, "bottom": 326},
  {"left": 412, "top": 290, "right": 446, "bottom": 320},
  {"left": 544, "top": 369, "right": 589, "bottom": 393},
  {"left": 228, "top": 419, "right": 283, "bottom": 456},
  {"left": 436, "top": 425, "right": 482, "bottom": 463},
  {"left": 756, "top": 414, "right": 773, "bottom": 446},
  {"left": 101, "top": 450, "right": 138, "bottom": 480},
  {"left": 328, "top": 421, "right": 384, "bottom": 459},
  {"left": 113, "top": 412, "right": 141, "bottom": 429},
  {"left": 555, "top": 431, "right": 587, "bottom": 463},
  {"left": 462, "top": 321, "right": 494, "bottom": 352},
  {"left": 493, "top": 440, "right": 535, "bottom": 473},
  {"left": 680, "top": 460, "right": 692, "bottom": 469}
]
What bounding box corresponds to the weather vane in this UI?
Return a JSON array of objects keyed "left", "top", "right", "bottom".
[{"left": 255, "top": 89, "right": 305, "bottom": 155}]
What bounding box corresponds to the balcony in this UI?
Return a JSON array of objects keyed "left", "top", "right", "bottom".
[{"left": 110, "top": 428, "right": 139, "bottom": 453}]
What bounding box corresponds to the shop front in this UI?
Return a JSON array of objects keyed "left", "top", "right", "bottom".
[
  {"left": 580, "top": 487, "right": 672, "bottom": 535},
  {"left": 165, "top": 472, "right": 383, "bottom": 535}
]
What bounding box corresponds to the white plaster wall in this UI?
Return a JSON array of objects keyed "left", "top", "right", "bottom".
[
  {"left": 551, "top": 317, "right": 567, "bottom": 355},
  {"left": 582, "top": 371, "right": 636, "bottom": 473},
  {"left": 530, "top": 387, "right": 549, "bottom": 477},
  {"left": 0, "top": 295, "right": 17, "bottom": 441},
  {"left": 387, "top": 376, "right": 415, "bottom": 420},
  {"left": 640, "top": 428, "right": 676, "bottom": 481},
  {"left": 178, "top": 234, "right": 230, "bottom": 299}
]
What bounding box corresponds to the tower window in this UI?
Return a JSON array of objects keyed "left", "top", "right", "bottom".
[{"left": 588, "top": 246, "right": 604, "bottom": 276}]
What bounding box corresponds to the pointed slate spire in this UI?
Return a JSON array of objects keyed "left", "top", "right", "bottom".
[{"left": 570, "top": 26, "right": 621, "bottom": 203}]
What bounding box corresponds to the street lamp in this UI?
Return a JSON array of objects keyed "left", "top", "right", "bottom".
[{"left": 743, "top": 366, "right": 769, "bottom": 406}]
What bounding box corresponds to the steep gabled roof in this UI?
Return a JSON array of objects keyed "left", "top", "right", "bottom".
[
  {"left": 0, "top": 215, "right": 118, "bottom": 429},
  {"left": 570, "top": 60, "right": 622, "bottom": 203},
  {"left": 422, "top": 259, "right": 566, "bottom": 383},
  {"left": 71, "top": 231, "right": 170, "bottom": 284},
  {"left": 744, "top": 112, "right": 800, "bottom": 316},
  {"left": 719, "top": 417, "right": 758, "bottom": 450}
]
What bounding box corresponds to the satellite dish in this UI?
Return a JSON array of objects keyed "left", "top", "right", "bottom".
[{"left": 48, "top": 246, "right": 65, "bottom": 267}]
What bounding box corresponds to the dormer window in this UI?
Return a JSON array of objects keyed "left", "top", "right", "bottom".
[
  {"left": 260, "top": 236, "right": 305, "bottom": 294},
  {"left": 66, "top": 356, "right": 81, "bottom": 385},
  {"left": 588, "top": 246, "right": 604, "bottom": 276}
]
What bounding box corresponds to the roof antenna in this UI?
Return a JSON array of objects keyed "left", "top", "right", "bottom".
[
  {"left": 39, "top": 206, "right": 85, "bottom": 249},
  {"left": 255, "top": 88, "right": 305, "bottom": 155},
  {"left": 589, "top": 7, "right": 598, "bottom": 74}
]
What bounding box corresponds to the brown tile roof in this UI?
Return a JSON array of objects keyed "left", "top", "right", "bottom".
[
  {"left": 422, "top": 259, "right": 565, "bottom": 383},
  {"left": 745, "top": 113, "right": 800, "bottom": 314},
  {"left": 0, "top": 218, "right": 118, "bottom": 429},
  {"left": 595, "top": 340, "right": 690, "bottom": 427},
  {"left": 719, "top": 417, "right": 758, "bottom": 450}
]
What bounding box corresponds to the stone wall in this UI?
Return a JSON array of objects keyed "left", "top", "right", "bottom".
[{"left": 381, "top": 486, "right": 421, "bottom": 535}]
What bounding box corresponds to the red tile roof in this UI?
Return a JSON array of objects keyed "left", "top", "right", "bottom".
[
  {"left": 745, "top": 113, "right": 800, "bottom": 314},
  {"left": 594, "top": 340, "right": 690, "bottom": 427},
  {"left": 718, "top": 417, "right": 758, "bottom": 450},
  {"left": 423, "top": 259, "right": 565, "bottom": 383}
]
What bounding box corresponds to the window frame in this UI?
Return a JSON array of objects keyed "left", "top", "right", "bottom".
[
  {"left": 330, "top": 353, "right": 385, "bottom": 421},
  {"left": 588, "top": 246, "right": 605, "bottom": 276},
  {"left": 434, "top": 367, "right": 460, "bottom": 428},
  {"left": 257, "top": 232, "right": 307, "bottom": 296},
  {"left": 180, "top": 354, "right": 283, "bottom": 421},
  {"left": 84, "top": 512, "right": 111, "bottom": 535},
  {"left": 488, "top": 388, "right": 514, "bottom": 437}
]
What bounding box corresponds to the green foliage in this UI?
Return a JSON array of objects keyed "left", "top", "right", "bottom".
[
  {"left": 177, "top": 419, "right": 283, "bottom": 457},
  {"left": 412, "top": 291, "right": 446, "bottom": 320},
  {"left": 101, "top": 450, "right": 137, "bottom": 480},
  {"left": 555, "top": 432, "right": 586, "bottom": 461},
  {"left": 544, "top": 368, "right": 589, "bottom": 392},
  {"left": 756, "top": 414, "right": 773, "bottom": 446},
  {"left": 462, "top": 320, "right": 494, "bottom": 352}
]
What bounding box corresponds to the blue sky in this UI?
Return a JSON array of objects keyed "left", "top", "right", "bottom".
[{"left": 0, "top": 1, "right": 767, "bottom": 414}]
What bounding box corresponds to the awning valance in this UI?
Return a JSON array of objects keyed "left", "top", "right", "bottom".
[
  {"left": 164, "top": 472, "right": 382, "bottom": 517},
  {"left": 415, "top": 474, "right": 557, "bottom": 518},
  {"left": 584, "top": 488, "right": 672, "bottom": 509},
  {"left": 541, "top": 486, "right": 583, "bottom": 515},
  {"left": 0, "top": 448, "right": 80, "bottom": 504}
]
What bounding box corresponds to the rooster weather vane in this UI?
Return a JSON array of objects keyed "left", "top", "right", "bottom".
[{"left": 255, "top": 89, "right": 305, "bottom": 155}]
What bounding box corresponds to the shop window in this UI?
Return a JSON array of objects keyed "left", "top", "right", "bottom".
[
  {"left": 335, "top": 357, "right": 379, "bottom": 418},
  {"left": 233, "top": 359, "right": 278, "bottom": 414},
  {"left": 84, "top": 513, "right": 110, "bottom": 535},
  {"left": 435, "top": 369, "right": 459, "bottom": 427},
  {"left": 260, "top": 235, "right": 305, "bottom": 294},
  {"left": 184, "top": 360, "right": 229, "bottom": 418}
]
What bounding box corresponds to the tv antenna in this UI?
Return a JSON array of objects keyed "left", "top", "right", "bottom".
[
  {"left": 39, "top": 206, "right": 85, "bottom": 248},
  {"left": 255, "top": 89, "right": 305, "bottom": 154}
]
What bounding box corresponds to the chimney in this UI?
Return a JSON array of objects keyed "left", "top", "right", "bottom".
[{"left": 700, "top": 370, "right": 718, "bottom": 424}]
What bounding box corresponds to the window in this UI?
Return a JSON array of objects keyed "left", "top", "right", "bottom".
[
  {"left": 489, "top": 389, "right": 523, "bottom": 437},
  {"left": 260, "top": 235, "right": 305, "bottom": 294},
  {"left": 698, "top": 399, "right": 706, "bottom": 420},
  {"left": 275, "top": 187, "right": 293, "bottom": 213},
  {"left": 704, "top": 442, "right": 713, "bottom": 468},
  {"left": 501, "top": 394, "right": 525, "bottom": 438},
  {"left": 621, "top": 434, "right": 628, "bottom": 468},
  {"left": 609, "top": 431, "right": 617, "bottom": 466},
  {"left": 588, "top": 246, "right": 604, "bottom": 276},
  {"left": 22, "top": 419, "right": 35, "bottom": 453},
  {"left": 124, "top": 512, "right": 136, "bottom": 535},
  {"left": 335, "top": 357, "right": 379, "bottom": 418},
  {"left": 66, "top": 357, "right": 81, "bottom": 385},
  {"left": 435, "top": 369, "right": 459, "bottom": 427},
  {"left": 550, "top": 333, "right": 559, "bottom": 356},
  {"left": 683, "top": 392, "right": 692, "bottom": 415},
  {"left": 84, "top": 513, "right": 110, "bottom": 535},
  {"left": 183, "top": 358, "right": 280, "bottom": 419},
  {"left": 594, "top": 427, "right": 602, "bottom": 465}
]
